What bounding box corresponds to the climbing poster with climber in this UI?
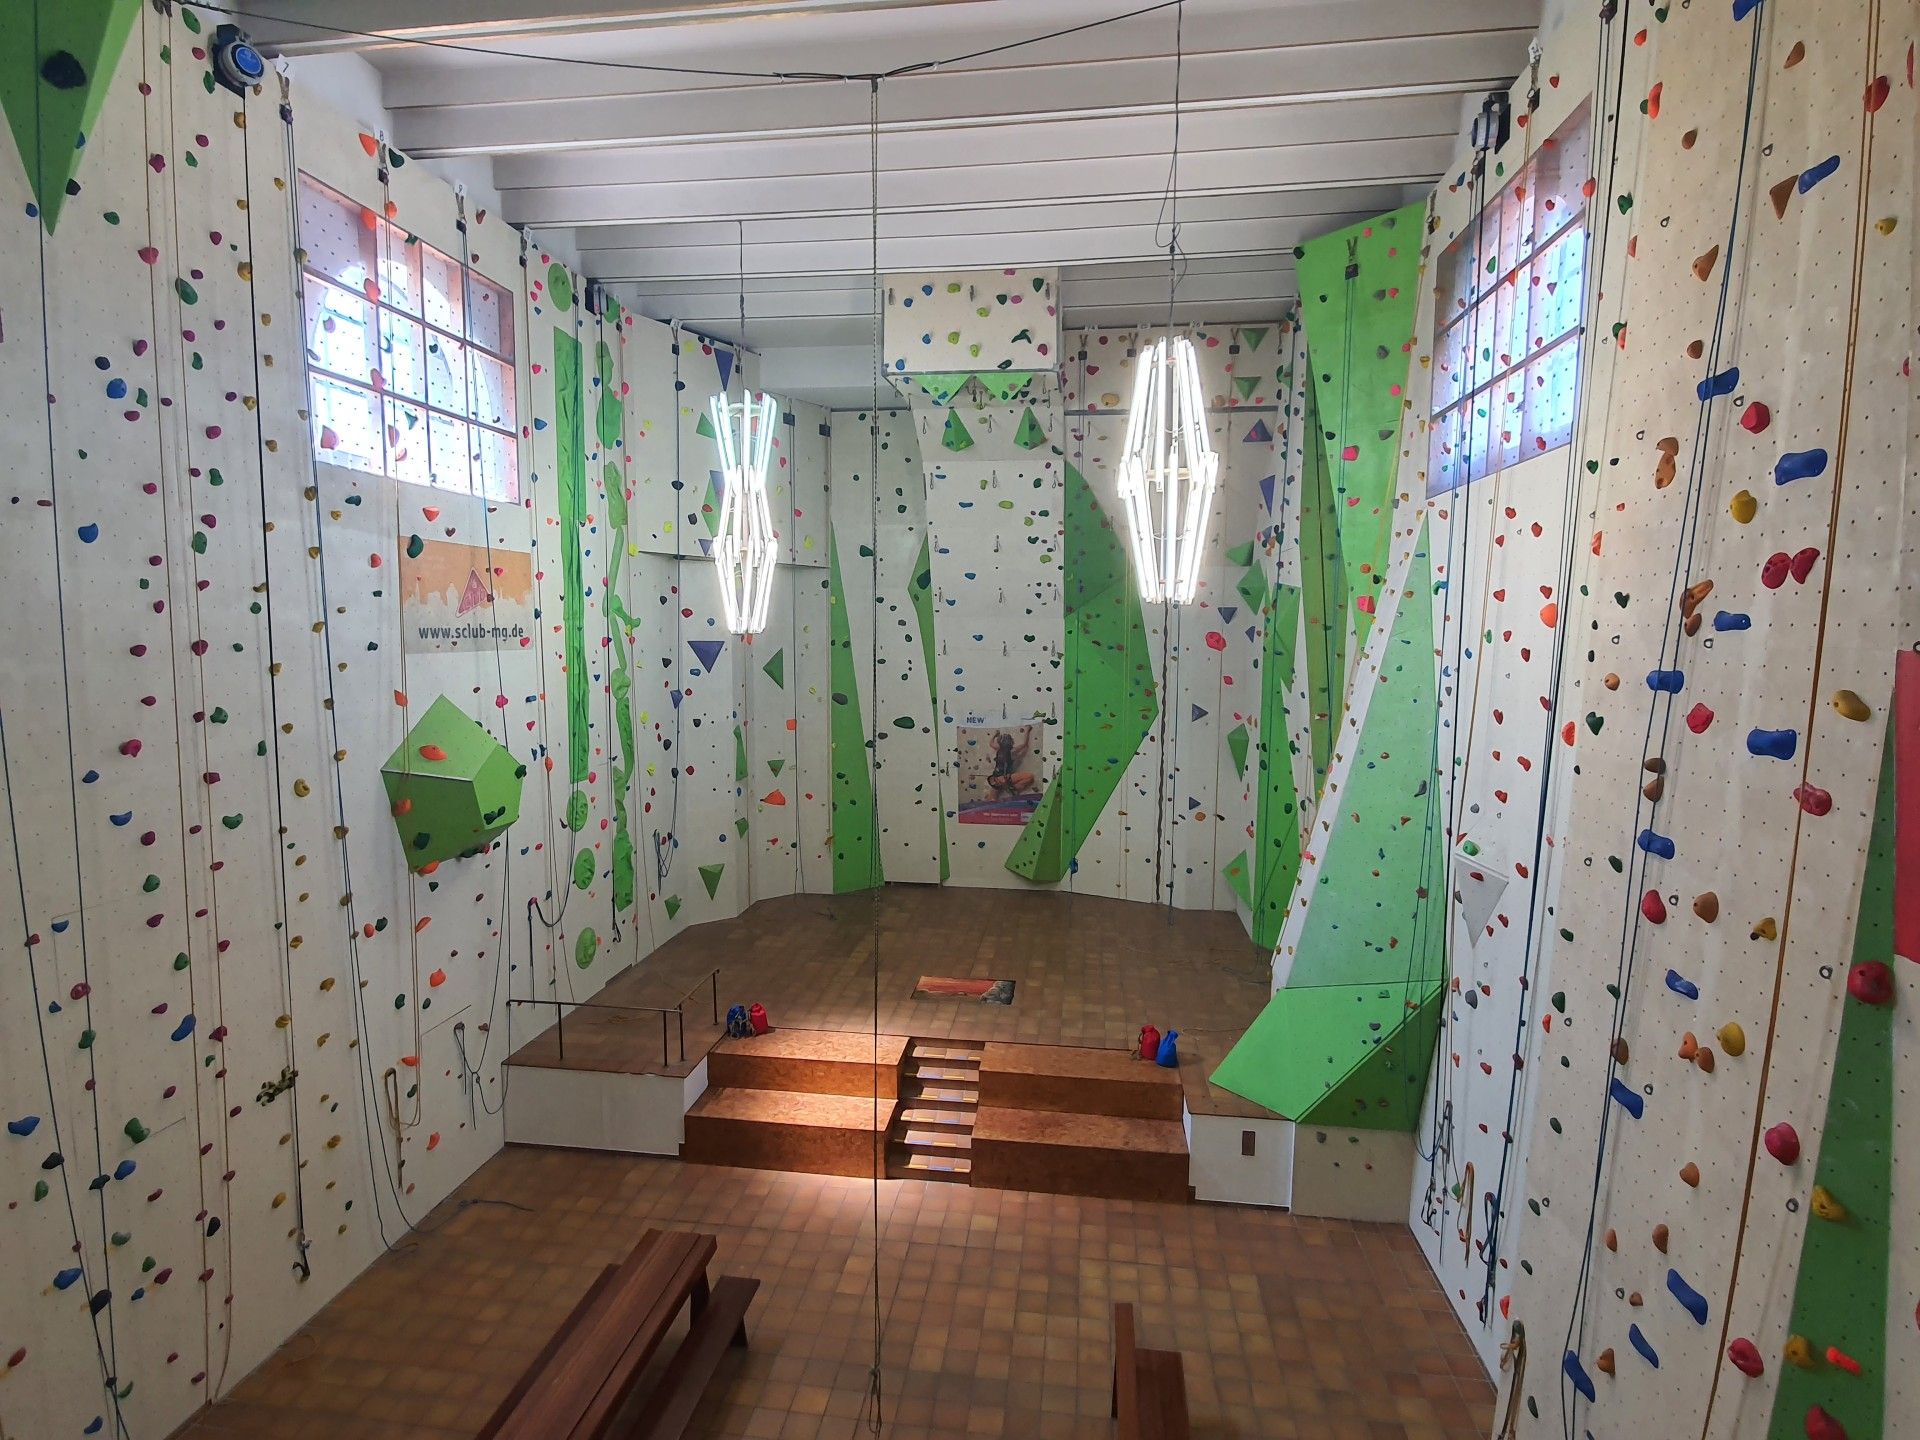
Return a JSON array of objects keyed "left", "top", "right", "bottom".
[
  {"left": 400, "top": 537, "right": 534, "bottom": 653},
  {"left": 956, "top": 720, "right": 1047, "bottom": 825}
]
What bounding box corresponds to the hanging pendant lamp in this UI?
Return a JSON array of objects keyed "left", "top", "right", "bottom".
[
  {"left": 1116, "top": 0, "right": 1218, "bottom": 606},
  {"left": 710, "top": 221, "right": 781, "bottom": 635}
]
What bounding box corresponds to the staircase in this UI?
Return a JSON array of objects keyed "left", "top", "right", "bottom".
[{"left": 886, "top": 1039, "right": 983, "bottom": 1183}]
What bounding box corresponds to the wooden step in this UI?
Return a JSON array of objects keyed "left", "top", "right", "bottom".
[
  {"left": 971, "top": 1105, "right": 1188, "bottom": 1204},
  {"left": 893, "top": 1151, "right": 973, "bottom": 1181},
  {"left": 902, "top": 1083, "right": 978, "bottom": 1106},
  {"left": 683, "top": 1088, "right": 890, "bottom": 1179},
  {"left": 898, "top": 1127, "right": 973, "bottom": 1153},
  {"left": 910, "top": 1063, "right": 980, "bottom": 1085},
  {"left": 896, "top": 1106, "right": 974, "bottom": 1129},
  {"left": 909, "top": 1042, "right": 985, "bottom": 1064}
]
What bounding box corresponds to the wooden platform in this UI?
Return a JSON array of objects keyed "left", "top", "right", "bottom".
[
  {"left": 972, "top": 1107, "right": 1189, "bottom": 1204},
  {"left": 977, "top": 1042, "right": 1185, "bottom": 1121},
  {"left": 681, "top": 1089, "right": 889, "bottom": 1178},
  {"left": 707, "top": 1029, "right": 907, "bottom": 1098}
]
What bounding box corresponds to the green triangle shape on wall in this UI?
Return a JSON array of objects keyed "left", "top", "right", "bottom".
[
  {"left": 698, "top": 863, "right": 726, "bottom": 900},
  {"left": 1236, "top": 565, "right": 1269, "bottom": 614},
  {"left": 664, "top": 895, "right": 682, "bottom": 919},
  {"left": 941, "top": 410, "right": 975, "bottom": 453},
  {"left": 1211, "top": 980, "right": 1443, "bottom": 1130},
  {"left": 1226, "top": 723, "right": 1250, "bottom": 780},
  {"left": 912, "top": 372, "right": 974, "bottom": 404},
  {"left": 1013, "top": 407, "right": 1048, "bottom": 450},
  {"left": 768, "top": 757, "right": 785, "bottom": 775},
  {"left": 1, "top": 0, "right": 140, "bottom": 234},
  {"left": 761, "top": 648, "right": 786, "bottom": 688},
  {"left": 1225, "top": 540, "right": 1255, "bottom": 568},
  {"left": 978, "top": 370, "right": 1035, "bottom": 401},
  {"left": 1223, "top": 850, "right": 1252, "bottom": 907},
  {"left": 1233, "top": 375, "right": 1259, "bottom": 401},
  {"left": 694, "top": 410, "right": 717, "bottom": 439},
  {"left": 1239, "top": 326, "right": 1270, "bottom": 353}
]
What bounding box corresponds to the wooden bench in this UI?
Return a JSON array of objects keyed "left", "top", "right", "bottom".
[
  {"left": 477, "top": 1228, "right": 759, "bottom": 1440},
  {"left": 1111, "top": 1301, "right": 1190, "bottom": 1440}
]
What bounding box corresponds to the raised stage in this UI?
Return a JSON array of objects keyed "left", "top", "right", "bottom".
[{"left": 503, "top": 887, "right": 1414, "bottom": 1217}]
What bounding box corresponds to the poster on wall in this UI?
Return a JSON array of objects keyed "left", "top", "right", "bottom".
[
  {"left": 401, "top": 537, "right": 534, "bottom": 653},
  {"left": 956, "top": 719, "right": 1047, "bottom": 825}
]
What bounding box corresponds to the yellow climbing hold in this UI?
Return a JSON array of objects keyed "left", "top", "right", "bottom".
[
  {"left": 1751, "top": 917, "right": 1778, "bottom": 941},
  {"left": 1832, "top": 690, "right": 1871, "bottom": 722},
  {"left": 1783, "top": 1334, "right": 1815, "bottom": 1369},
  {"left": 1810, "top": 1185, "right": 1848, "bottom": 1222},
  {"left": 1718, "top": 1022, "right": 1747, "bottom": 1057},
  {"left": 1729, "top": 489, "right": 1757, "bottom": 523},
  {"left": 1876, "top": 216, "right": 1898, "bottom": 234}
]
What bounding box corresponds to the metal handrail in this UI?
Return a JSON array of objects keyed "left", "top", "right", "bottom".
[{"left": 507, "top": 965, "right": 721, "bottom": 1067}]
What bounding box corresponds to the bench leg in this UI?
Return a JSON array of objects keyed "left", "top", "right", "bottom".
[
  {"left": 731, "top": 1316, "right": 750, "bottom": 1349},
  {"left": 1111, "top": 1364, "right": 1119, "bottom": 1418},
  {"left": 690, "top": 1272, "right": 711, "bottom": 1320}
]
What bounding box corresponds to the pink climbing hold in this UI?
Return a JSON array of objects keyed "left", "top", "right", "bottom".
[
  {"left": 1804, "top": 1406, "right": 1848, "bottom": 1440},
  {"left": 1204, "top": 631, "right": 1226, "bottom": 652},
  {"left": 1727, "top": 1338, "right": 1764, "bottom": 1377},
  {"left": 1739, "top": 401, "right": 1771, "bottom": 433},
  {"left": 1641, "top": 890, "right": 1668, "bottom": 924},
  {"left": 1847, "top": 961, "right": 1894, "bottom": 1005},
  {"left": 1341, "top": 443, "right": 1360, "bottom": 461},
  {"left": 1686, "top": 703, "right": 1715, "bottom": 733},
  {"left": 1794, "top": 784, "right": 1833, "bottom": 816},
  {"left": 120, "top": 739, "right": 142, "bottom": 757},
  {"left": 1764, "top": 1122, "right": 1801, "bottom": 1165}
]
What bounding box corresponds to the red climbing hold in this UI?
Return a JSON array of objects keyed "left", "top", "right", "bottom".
[
  {"left": 1847, "top": 961, "right": 1893, "bottom": 1005},
  {"left": 1641, "top": 890, "right": 1668, "bottom": 924},
  {"left": 419, "top": 744, "right": 448, "bottom": 762},
  {"left": 1204, "top": 631, "right": 1227, "bottom": 652},
  {"left": 1794, "top": 784, "right": 1834, "bottom": 816},
  {"left": 1727, "top": 1338, "right": 1764, "bottom": 1377},
  {"left": 1686, "top": 703, "right": 1715, "bottom": 733},
  {"left": 1762, "top": 552, "right": 1791, "bottom": 589},
  {"left": 1341, "top": 444, "right": 1360, "bottom": 462},
  {"left": 1789, "top": 547, "right": 1820, "bottom": 583},
  {"left": 1740, "top": 401, "right": 1771, "bottom": 433},
  {"left": 1764, "top": 1122, "right": 1801, "bottom": 1165},
  {"left": 1804, "top": 1406, "right": 1848, "bottom": 1440}
]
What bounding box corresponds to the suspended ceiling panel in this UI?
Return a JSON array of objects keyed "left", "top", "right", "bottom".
[{"left": 250, "top": 0, "right": 1539, "bottom": 346}]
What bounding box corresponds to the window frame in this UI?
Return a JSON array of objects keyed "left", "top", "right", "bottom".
[
  {"left": 1428, "top": 100, "right": 1593, "bottom": 495},
  {"left": 297, "top": 172, "right": 519, "bottom": 501}
]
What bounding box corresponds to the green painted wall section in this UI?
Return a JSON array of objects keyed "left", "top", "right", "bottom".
[
  {"left": 1251, "top": 583, "right": 1303, "bottom": 949},
  {"left": 827, "top": 531, "right": 881, "bottom": 893},
  {"left": 0, "top": 0, "right": 138, "bottom": 233},
  {"left": 908, "top": 536, "right": 950, "bottom": 882},
  {"left": 1296, "top": 378, "right": 1348, "bottom": 791},
  {"left": 1006, "top": 464, "right": 1157, "bottom": 885},
  {"left": 1214, "top": 521, "right": 1446, "bottom": 1128},
  {"left": 595, "top": 318, "right": 637, "bottom": 914},
  {"left": 1295, "top": 201, "right": 1424, "bottom": 654},
  {"left": 552, "top": 321, "right": 593, "bottom": 889},
  {"left": 1766, "top": 734, "right": 1897, "bottom": 1440}
]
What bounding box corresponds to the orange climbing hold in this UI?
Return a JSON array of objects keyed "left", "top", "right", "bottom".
[{"left": 419, "top": 743, "right": 448, "bottom": 762}]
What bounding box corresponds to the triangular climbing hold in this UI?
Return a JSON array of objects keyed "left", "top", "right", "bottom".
[
  {"left": 1227, "top": 723, "right": 1251, "bottom": 779},
  {"left": 0, "top": 0, "right": 140, "bottom": 234},
  {"left": 1014, "top": 406, "right": 1048, "bottom": 449},
  {"left": 1223, "top": 850, "right": 1253, "bottom": 906},
  {"left": 714, "top": 348, "right": 735, "bottom": 393},
  {"left": 1233, "top": 375, "right": 1259, "bottom": 401},
  {"left": 761, "top": 648, "right": 785, "bottom": 688},
  {"left": 688, "top": 638, "right": 725, "bottom": 672},
  {"left": 698, "top": 862, "right": 726, "bottom": 899},
  {"left": 1239, "top": 326, "right": 1270, "bottom": 353},
  {"left": 663, "top": 895, "right": 683, "bottom": 919},
  {"left": 1259, "top": 474, "right": 1276, "bottom": 512},
  {"left": 1225, "top": 541, "right": 1255, "bottom": 568},
  {"left": 941, "top": 410, "right": 974, "bottom": 453},
  {"left": 1217, "top": 605, "right": 1238, "bottom": 625},
  {"left": 767, "top": 757, "right": 786, "bottom": 776},
  {"left": 1237, "top": 566, "right": 1269, "bottom": 613},
  {"left": 1190, "top": 705, "right": 1209, "bottom": 722},
  {"left": 694, "top": 410, "right": 717, "bottom": 439},
  {"left": 1244, "top": 419, "right": 1273, "bottom": 443}
]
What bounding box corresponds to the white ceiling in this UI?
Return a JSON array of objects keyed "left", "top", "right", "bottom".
[{"left": 251, "top": 0, "right": 1538, "bottom": 395}]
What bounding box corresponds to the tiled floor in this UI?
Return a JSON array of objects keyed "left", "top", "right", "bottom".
[
  {"left": 174, "top": 1146, "right": 1494, "bottom": 1440},
  {"left": 508, "top": 887, "right": 1275, "bottom": 1115}
]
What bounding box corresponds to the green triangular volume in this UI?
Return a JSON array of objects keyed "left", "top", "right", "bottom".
[
  {"left": 940, "top": 409, "right": 975, "bottom": 453},
  {"left": 1, "top": 1, "right": 139, "bottom": 234},
  {"left": 761, "top": 648, "right": 786, "bottom": 688},
  {"left": 698, "top": 863, "right": 726, "bottom": 900},
  {"left": 1013, "top": 406, "right": 1048, "bottom": 450}
]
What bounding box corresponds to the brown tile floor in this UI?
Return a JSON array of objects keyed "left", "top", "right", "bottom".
[
  {"left": 509, "top": 887, "right": 1275, "bottom": 1116},
  {"left": 174, "top": 1147, "right": 1493, "bottom": 1440}
]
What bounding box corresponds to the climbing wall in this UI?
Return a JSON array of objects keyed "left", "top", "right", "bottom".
[
  {"left": 1493, "top": 3, "right": 1918, "bottom": 1437},
  {"left": 882, "top": 267, "right": 1060, "bottom": 384}
]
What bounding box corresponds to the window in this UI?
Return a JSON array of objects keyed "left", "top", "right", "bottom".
[
  {"left": 298, "top": 174, "right": 519, "bottom": 501},
  {"left": 1429, "top": 101, "right": 1591, "bottom": 494}
]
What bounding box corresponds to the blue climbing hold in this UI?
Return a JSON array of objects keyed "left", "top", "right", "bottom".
[
  {"left": 1628, "top": 1324, "right": 1661, "bottom": 1367},
  {"left": 1646, "top": 669, "right": 1685, "bottom": 693},
  {"left": 1697, "top": 367, "right": 1740, "bottom": 401},
  {"left": 1638, "top": 829, "right": 1676, "bottom": 859},
  {"left": 1773, "top": 449, "right": 1829, "bottom": 485},
  {"left": 1798, "top": 155, "right": 1841, "bottom": 193},
  {"left": 1665, "top": 969, "right": 1700, "bottom": 1000},
  {"left": 170, "top": 1014, "right": 195, "bottom": 1042},
  {"left": 53, "top": 1266, "right": 83, "bottom": 1290},
  {"left": 1712, "top": 611, "right": 1751, "bottom": 631},
  {"left": 1667, "top": 1269, "right": 1710, "bottom": 1325},
  {"left": 1609, "top": 1077, "right": 1644, "bottom": 1118},
  {"left": 7, "top": 1116, "right": 39, "bottom": 1137},
  {"left": 77, "top": 523, "right": 100, "bottom": 543},
  {"left": 1563, "top": 1351, "right": 1597, "bottom": 1403},
  {"left": 1747, "top": 728, "right": 1798, "bottom": 760},
  {"left": 1732, "top": 0, "right": 1763, "bottom": 17}
]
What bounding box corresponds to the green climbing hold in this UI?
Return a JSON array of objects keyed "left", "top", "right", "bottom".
[
  {"left": 762, "top": 649, "right": 786, "bottom": 688},
  {"left": 1013, "top": 406, "right": 1047, "bottom": 450},
  {"left": 380, "top": 695, "right": 525, "bottom": 870},
  {"left": 941, "top": 410, "right": 974, "bottom": 453},
  {"left": 574, "top": 927, "right": 598, "bottom": 968},
  {"left": 546, "top": 263, "right": 574, "bottom": 312},
  {"left": 699, "top": 863, "right": 726, "bottom": 900}
]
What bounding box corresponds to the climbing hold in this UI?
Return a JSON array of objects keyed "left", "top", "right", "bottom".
[
  {"left": 1678, "top": 1032, "right": 1700, "bottom": 1061},
  {"left": 1751, "top": 917, "right": 1778, "bottom": 941},
  {"left": 1697, "top": 367, "right": 1740, "bottom": 401},
  {"left": 1783, "top": 1334, "right": 1815, "bottom": 1368},
  {"left": 1667, "top": 1269, "right": 1709, "bottom": 1323},
  {"left": 1713, "top": 611, "right": 1751, "bottom": 631},
  {"left": 1644, "top": 774, "right": 1665, "bottom": 802},
  {"left": 1693, "top": 893, "right": 1719, "bottom": 922},
  {"left": 1718, "top": 1022, "right": 1746, "bottom": 1056},
  {"left": 1846, "top": 960, "right": 1893, "bottom": 1005},
  {"left": 1605, "top": 1229, "right": 1618, "bottom": 1251},
  {"left": 1790, "top": 547, "right": 1820, "bottom": 582},
  {"left": 1596, "top": 1347, "right": 1616, "bottom": 1375},
  {"left": 1739, "top": 402, "right": 1771, "bottom": 433},
  {"left": 1831, "top": 690, "right": 1870, "bottom": 721},
  {"left": 1747, "top": 728, "right": 1799, "bottom": 760},
  {"left": 1764, "top": 1122, "right": 1801, "bottom": 1165},
  {"left": 1612, "top": 1038, "right": 1631, "bottom": 1064},
  {"left": 1728, "top": 1338, "right": 1764, "bottom": 1377},
  {"left": 1803, "top": 1405, "right": 1848, "bottom": 1440},
  {"left": 1729, "top": 489, "right": 1758, "bottom": 522},
  {"left": 1647, "top": 669, "right": 1685, "bottom": 693},
  {"left": 1773, "top": 449, "right": 1829, "bottom": 485},
  {"left": 1642, "top": 891, "right": 1668, "bottom": 924},
  {"left": 1794, "top": 784, "right": 1833, "bottom": 816},
  {"left": 1652, "top": 1223, "right": 1669, "bottom": 1253},
  {"left": 1809, "top": 1185, "right": 1848, "bottom": 1222},
  {"left": 1824, "top": 1347, "right": 1861, "bottom": 1376},
  {"left": 1638, "top": 829, "right": 1676, "bottom": 859},
  {"left": 1679, "top": 1162, "right": 1700, "bottom": 1188},
  {"left": 1762, "top": 552, "right": 1792, "bottom": 589},
  {"left": 1685, "top": 703, "right": 1714, "bottom": 733},
  {"left": 1694, "top": 1047, "right": 1715, "bottom": 1073},
  {"left": 1627, "top": 1325, "right": 1660, "bottom": 1367},
  {"left": 1609, "top": 1077, "right": 1645, "bottom": 1118},
  {"left": 1563, "top": 1351, "right": 1597, "bottom": 1402}
]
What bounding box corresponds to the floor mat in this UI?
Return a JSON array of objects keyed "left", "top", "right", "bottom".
[{"left": 915, "top": 976, "right": 1016, "bottom": 1004}]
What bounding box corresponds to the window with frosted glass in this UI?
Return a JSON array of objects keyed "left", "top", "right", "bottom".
[
  {"left": 297, "top": 174, "right": 519, "bottom": 501},
  {"left": 1429, "top": 101, "right": 1591, "bottom": 495}
]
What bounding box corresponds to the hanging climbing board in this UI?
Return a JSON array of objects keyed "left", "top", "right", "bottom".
[{"left": 882, "top": 267, "right": 1059, "bottom": 379}]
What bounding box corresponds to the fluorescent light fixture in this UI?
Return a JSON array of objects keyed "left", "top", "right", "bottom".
[
  {"left": 709, "top": 389, "right": 781, "bottom": 635},
  {"left": 1115, "top": 334, "right": 1218, "bottom": 604}
]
